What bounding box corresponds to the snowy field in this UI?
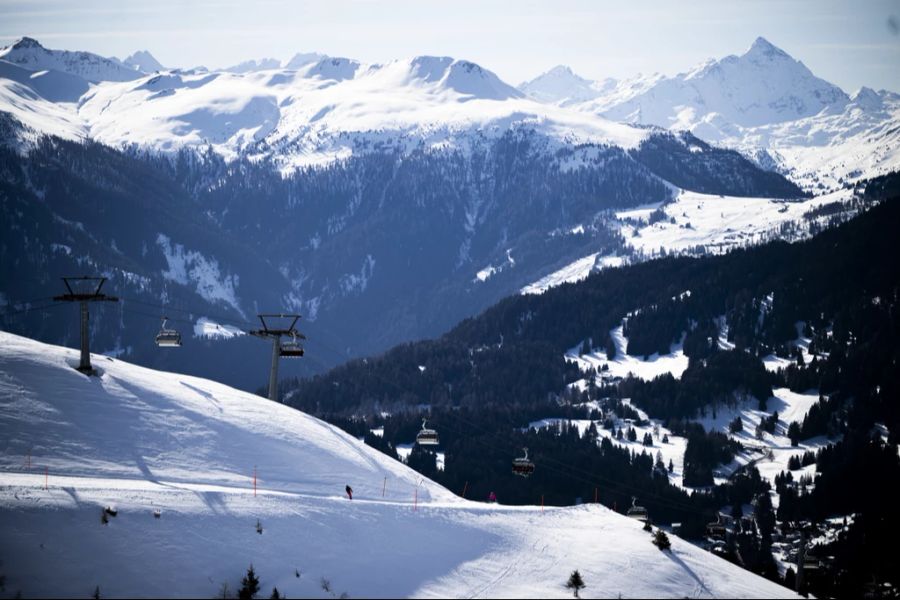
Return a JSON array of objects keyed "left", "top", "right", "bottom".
[
  {"left": 520, "top": 188, "right": 858, "bottom": 298},
  {"left": 0, "top": 331, "right": 797, "bottom": 598},
  {"left": 566, "top": 322, "right": 689, "bottom": 382},
  {"left": 617, "top": 189, "right": 854, "bottom": 257}
]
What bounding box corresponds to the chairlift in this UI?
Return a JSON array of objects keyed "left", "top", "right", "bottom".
[
  {"left": 155, "top": 317, "right": 182, "bottom": 348},
  {"left": 626, "top": 496, "right": 649, "bottom": 522},
  {"left": 512, "top": 447, "right": 535, "bottom": 477},
  {"left": 280, "top": 332, "right": 304, "bottom": 358},
  {"left": 416, "top": 419, "right": 439, "bottom": 446}
]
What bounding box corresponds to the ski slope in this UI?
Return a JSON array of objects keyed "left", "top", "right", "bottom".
[{"left": 0, "top": 331, "right": 796, "bottom": 598}]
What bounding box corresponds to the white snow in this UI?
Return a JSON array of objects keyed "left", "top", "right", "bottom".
[
  {"left": 619, "top": 188, "right": 856, "bottom": 258},
  {"left": 567, "top": 322, "right": 689, "bottom": 382},
  {"left": 0, "top": 38, "right": 651, "bottom": 168},
  {"left": 0, "top": 330, "right": 797, "bottom": 598},
  {"left": 156, "top": 234, "right": 244, "bottom": 317},
  {"left": 521, "top": 253, "right": 625, "bottom": 295},
  {"left": 193, "top": 317, "right": 245, "bottom": 339},
  {"left": 1, "top": 36, "right": 896, "bottom": 189}
]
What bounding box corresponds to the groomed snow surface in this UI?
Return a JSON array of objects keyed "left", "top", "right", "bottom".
[{"left": 0, "top": 331, "right": 796, "bottom": 598}]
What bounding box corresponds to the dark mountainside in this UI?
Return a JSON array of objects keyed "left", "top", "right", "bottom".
[
  {"left": 0, "top": 117, "right": 804, "bottom": 389},
  {"left": 285, "top": 174, "right": 899, "bottom": 597}
]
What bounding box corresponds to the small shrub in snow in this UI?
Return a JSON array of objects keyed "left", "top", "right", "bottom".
[
  {"left": 565, "top": 570, "right": 586, "bottom": 598},
  {"left": 652, "top": 528, "right": 671, "bottom": 551}
]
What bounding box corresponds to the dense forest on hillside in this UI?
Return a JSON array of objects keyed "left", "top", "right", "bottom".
[{"left": 284, "top": 173, "right": 900, "bottom": 597}]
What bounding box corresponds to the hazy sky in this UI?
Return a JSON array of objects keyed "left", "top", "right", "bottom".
[{"left": 1, "top": 0, "right": 898, "bottom": 92}]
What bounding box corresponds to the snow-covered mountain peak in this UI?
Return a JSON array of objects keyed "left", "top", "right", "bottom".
[
  {"left": 225, "top": 57, "right": 281, "bottom": 73},
  {"left": 301, "top": 56, "right": 361, "bottom": 81},
  {"left": 850, "top": 86, "right": 884, "bottom": 111},
  {"left": 123, "top": 50, "right": 165, "bottom": 73},
  {"left": 284, "top": 51, "right": 326, "bottom": 69},
  {"left": 0, "top": 36, "right": 145, "bottom": 83},
  {"left": 519, "top": 64, "right": 616, "bottom": 105},
  {"left": 595, "top": 36, "right": 850, "bottom": 130},
  {"left": 7, "top": 36, "right": 42, "bottom": 51},
  {"left": 441, "top": 58, "right": 523, "bottom": 100},
  {"left": 744, "top": 35, "right": 790, "bottom": 61}
]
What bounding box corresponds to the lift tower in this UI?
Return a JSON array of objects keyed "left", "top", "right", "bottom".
[
  {"left": 53, "top": 276, "right": 119, "bottom": 374},
  {"left": 250, "top": 314, "right": 305, "bottom": 401}
]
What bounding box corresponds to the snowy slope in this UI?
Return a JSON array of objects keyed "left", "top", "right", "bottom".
[
  {"left": 0, "top": 331, "right": 797, "bottom": 598},
  {"left": 74, "top": 54, "right": 647, "bottom": 166},
  {"left": 520, "top": 187, "right": 858, "bottom": 296},
  {"left": 2, "top": 36, "right": 894, "bottom": 188},
  {"left": 0, "top": 38, "right": 648, "bottom": 166}
]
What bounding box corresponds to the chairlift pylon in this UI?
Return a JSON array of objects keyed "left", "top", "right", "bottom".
[
  {"left": 155, "top": 316, "right": 182, "bottom": 348},
  {"left": 512, "top": 447, "right": 535, "bottom": 477},
  {"left": 416, "top": 418, "right": 440, "bottom": 446}
]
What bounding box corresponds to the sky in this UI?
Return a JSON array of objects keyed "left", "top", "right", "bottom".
[{"left": 1, "top": 0, "right": 898, "bottom": 92}]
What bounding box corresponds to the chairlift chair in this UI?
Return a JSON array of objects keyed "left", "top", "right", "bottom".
[
  {"left": 155, "top": 317, "right": 182, "bottom": 348},
  {"left": 280, "top": 332, "right": 305, "bottom": 358},
  {"left": 416, "top": 419, "right": 440, "bottom": 446},
  {"left": 512, "top": 447, "right": 535, "bottom": 477},
  {"left": 626, "top": 496, "right": 649, "bottom": 522}
]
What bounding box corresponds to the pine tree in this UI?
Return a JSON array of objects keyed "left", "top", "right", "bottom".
[
  {"left": 606, "top": 336, "right": 616, "bottom": 360},
  {"left": 787, "top": 422, "right": 801, "bottom": 447},
  {"left": 668, "top": 459, "right": 674, "bottom": 473},
  {"left": 270, "top": 587, "right": 281, "bottom": 600},
  {"left": 565, "top": 570, "right": 586, "bottom": 598},
  {"left": 239, "top": 565, "right": 261, "bottom": 600},
  {"left": 653, "top": 529, "right": 671, "bottom": 551},
  {"left": 92, "top": 585, "right": 101, "bottom": 600}
]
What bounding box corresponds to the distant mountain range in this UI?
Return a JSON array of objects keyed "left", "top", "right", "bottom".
[
  {"left": 0, "top": 35, "right": 895, "bottom": 390},
  {"left": 519, "top": 37, "right": 900, "bottom": 191},
  {"left": 1, "top": 36, "right": 897, "bottom": 191}
]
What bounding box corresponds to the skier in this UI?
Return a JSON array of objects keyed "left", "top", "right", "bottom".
[
  {"left": 488, "top": 491, "right": 497, "bottom": 503},
  {"left": 345, "top": 484, "right": 353, "bottom": 500}
]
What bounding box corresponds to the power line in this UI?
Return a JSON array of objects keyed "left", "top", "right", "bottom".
[{"left": 0, "top": 302, "right": 67, "bottom": 319}]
